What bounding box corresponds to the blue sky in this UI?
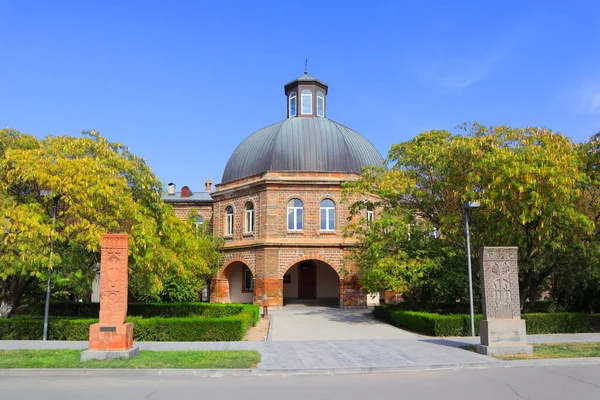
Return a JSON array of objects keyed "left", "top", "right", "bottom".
[{"left": 2, "top": 1, "right": 600, "bottom": 191}]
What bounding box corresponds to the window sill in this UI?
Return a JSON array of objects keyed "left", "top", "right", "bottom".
[
  {"left": 223, "top": 234, "right": 234, "bottom": 239},
  {"left": 242, "top": 232, "right": 255, "bottom": 237},
  {"left": 287, "top": 230, "right": 304, "bottom": 234},
  {"left": 318, "top": 230, "right": 337, "bottom": 235}
]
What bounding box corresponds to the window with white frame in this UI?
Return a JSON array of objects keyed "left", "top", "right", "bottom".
[
  {"left": 301, "top": 89, "right": 312, "bottom": 115},
  {"left": 244, "top": 202, "right": 254, "bottom": 233},
  {"left": 287, "top": 198, "right": 303, "bottom": 230},
  {"left": 225, "top": 206, "right": 234, "bottom": 235},
  {"left": 243, "top": 265, "right": 254, "bottom": 292},
  {"left": 366, "top": 205, "right": 374, "bottom": 226},
  {"left": 194, "top": 215, "right": 204, "bottom": 233},
  {"left": 317, "top": 92, "right": 324, "bottom": 117},
  {"left": 289, "top": 92, "right": 297, "bottom": 117},
  {"left": 320, "top": 199, "right": 336, "bottom": 231}
]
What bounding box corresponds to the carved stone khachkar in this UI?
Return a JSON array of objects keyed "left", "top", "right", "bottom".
[
  {"left": 81, "top": 234, "right": 139, "bottom": 361},
  {"left": 476, "top": 247, "right": 533, "bottom": 356}
]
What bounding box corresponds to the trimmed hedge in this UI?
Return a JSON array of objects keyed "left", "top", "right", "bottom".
[
  {"left": 2, "top": 303, "right": 260, "bottom": 341},
  {"left": 373, "top": 305, "right": 600, "bottom": 336},
  {"left": 384, "top": 300, "right": 559, "bottom": 315},
  {"left": 21, "top": 301, "right": 258, "bottom": 319},
  {"left": 0, "top": 315, "right": 249, "bottom": 341}
]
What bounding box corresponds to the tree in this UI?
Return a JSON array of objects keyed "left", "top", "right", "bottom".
[
  {"left": 0, "top": 128, "right": 222, "bottom": 317},
  {"left": 345, "top": 124, "right": 595, "bottom": 306}
]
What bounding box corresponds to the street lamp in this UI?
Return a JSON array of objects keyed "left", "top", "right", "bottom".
[
  {"left": 462, "top": 201, "right": 480, "bottom": 337},
  {"left": 40, "top": 190, "right": 59, "bottom": 341}
]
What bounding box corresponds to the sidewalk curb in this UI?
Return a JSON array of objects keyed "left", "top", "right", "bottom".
[
  {"left": 3, "top": 357, "right": 600, "bottom": 378},
  {"left": 266, "top": 314, "right": 274, "bottom": 342}
]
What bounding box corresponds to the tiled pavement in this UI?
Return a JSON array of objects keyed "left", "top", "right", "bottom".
[{"left": 3, "top": 334, "right": 600, "bottom": 371}]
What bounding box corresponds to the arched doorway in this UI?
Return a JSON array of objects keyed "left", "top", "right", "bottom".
[
  {"left": 282, "top": 260, "right": 340, "bottom": 307},
  {"left": 219, "top": 261, "right": 254, "bottom": 304}
]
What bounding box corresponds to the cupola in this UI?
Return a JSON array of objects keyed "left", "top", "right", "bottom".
[{"left": 284, "top": 71, "right": 328, "bottom": 118}]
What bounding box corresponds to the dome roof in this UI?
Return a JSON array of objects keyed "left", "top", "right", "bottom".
[{"left": 221, "top": 117, "right": 385, "bottom": 183}]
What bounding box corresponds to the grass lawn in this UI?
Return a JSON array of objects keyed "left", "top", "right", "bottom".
[
  {"left": 494, "top": 342, "right": 600, "bottom": 360},
  {"left": 0, "top": 349, "right": 261, "bottom": 369},
  {"left": 462, "top": 342, "right": 600, "bottom": 360}
]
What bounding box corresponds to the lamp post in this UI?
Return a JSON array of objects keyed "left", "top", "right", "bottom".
[
  {"left": 462, "top": 201, "right": 480, "bottom": 337},
  {"left": 40, "top": 190, "right": 59, "bottom": 341}
]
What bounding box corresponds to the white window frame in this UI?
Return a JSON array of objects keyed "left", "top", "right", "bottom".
[
  {"left": 194, "top": 215, "right": 204, "bottom": 232},
  {"left": 366, "top": 207, "right": 374, "bottom": 226},
  {"left": 225, "top": 206, "right": 234, "bottom": 236},
  {"left": 289, "top": 92, "right": 297, "bottom": 117},
  {"left": 317, "top": 91, "right": 325, "bottom": 117},
  {"left": 301, "top": 89, "right": 312, "bottom": 115},
  {"left": 287, "top": 199, "right": 304, "bottom": 231},
  {"left": 244, "top": 202, "right": 254, "bottom": 233},
  {"left": 320, "top": 199, "right": 336, "bottom": 231}
]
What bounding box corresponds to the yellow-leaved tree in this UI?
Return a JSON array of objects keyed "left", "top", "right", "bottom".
[{"left": 0, "top": 129, "right": 222, "bottom": 317}]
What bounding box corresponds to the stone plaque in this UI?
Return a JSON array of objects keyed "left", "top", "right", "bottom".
[
  {"left": 99, "top": 234, "right": 129, "bottom": 325},
  {"left": 479, "top": 247, "right": 520, "bottom": 320}
]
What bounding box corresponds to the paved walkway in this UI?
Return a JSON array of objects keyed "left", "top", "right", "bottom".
[
  {"left": 269, "top": 306, "right": 419, "bottom": 341},
  {"left": 3, "top": 333, "right": 599, "bottom": 372}
]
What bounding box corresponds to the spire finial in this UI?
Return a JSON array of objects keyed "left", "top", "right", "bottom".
[{"left": 304, "top": 58, "right": 308, "bottom": 74}]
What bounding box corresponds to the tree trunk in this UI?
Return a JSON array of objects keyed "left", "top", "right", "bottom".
[{"left": 0, "top": 276, "right": 33, "bottom": 318}]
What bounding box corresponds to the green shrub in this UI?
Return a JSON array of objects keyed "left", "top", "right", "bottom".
[
  {"left": 19, "top": 301, "right": 259, "bottom": 322},
  {"left": 522, "top": 313, "right": 597, "bottom": 334},
  {"left": 0, "top": 315, "right": 248, "bottom": 341},
  {"left": 2, "top": 303, "right": 260, "bottom": 341},
  {"left": 373, "top": 305, "right": 599, "bottom": 336}
]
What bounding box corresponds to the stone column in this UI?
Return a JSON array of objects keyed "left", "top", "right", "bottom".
[
  {"left": 340, "top": 274, "right": 366, "bottom": 309},
  {"left": 81, "top": 234, "right": 138, "bottom": 361},
  {"left": 209, "top": 277, "right": 230, "bottom": 303},
  {"left": 254, "top": 278, "right": 282, "bottom": 307},
  {"left": 476, "top": 247, "right": 533, "bottom": 356}
]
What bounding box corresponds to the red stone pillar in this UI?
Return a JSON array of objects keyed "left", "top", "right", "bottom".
[
  {"left": 86, "top": 234, "right": 136, "bottom": 356},
  {"left": 340, "top": 273, "right": 366, "bottom": 309},
  {"left": 209, "top": 277, "right": 230, "bottom": 303},
  {"left": 254, "top": 278, "right": 282, "bottom": 307}
]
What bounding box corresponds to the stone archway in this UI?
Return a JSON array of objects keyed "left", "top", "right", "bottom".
[
  {"left": 282, "top": 259, "right": 340, "bottom": 307},
  {"left": 210, "top": 261, "right": 254, "bottom": 304}
]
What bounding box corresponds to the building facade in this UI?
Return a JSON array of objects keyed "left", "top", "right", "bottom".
[{"left": 163, "top": 72, "right": 384, "bottom": 308}]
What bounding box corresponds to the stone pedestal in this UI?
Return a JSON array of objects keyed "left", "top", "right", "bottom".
[
  {"left": 88, "top": 322, "right": 134, "bottom": 351},
  {"left": 81, "top": 234, "right": 138, "bottom": 362},
  {"left": 475, "top": 319, "right": 533, "bottom": 355},
  {"left": 476, "top": 247, "right": 532, "bottom": 356}
]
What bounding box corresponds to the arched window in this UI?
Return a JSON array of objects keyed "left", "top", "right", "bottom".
[
  {"left": 320, "top": 199, "right": 336, "bottom": 231},
  {"left": 289, "top": 92, "right": 297, "bottom": 117},
  {"left": 244, "top": 202, "right": 254, "bottom": 233},
  {"left": 225, "top": 206, "right": 234, "bottom": 236},
  {"left": 194, "top": 215, "right": 204, "bottom": 230},
  {"left": 366, "top": 205, "right": 374, "bottom": 227},
  {"left": 301, "top": 89, "right": 312, "bottom": 115},
  {"left": 317, "top": 92, "right": 325, "bottom": 117},
  {"left": 287, "top": 198, "right": 303, "bottom": 230}
]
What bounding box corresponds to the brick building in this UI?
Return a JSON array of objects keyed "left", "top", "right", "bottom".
[{"left": 163, "top": 72, "right": 385, "bottom": 308}]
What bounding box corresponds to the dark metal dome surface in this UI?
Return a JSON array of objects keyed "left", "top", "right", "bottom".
[{"left": 221, "top": 117, "right": 385, "bottom": 183}]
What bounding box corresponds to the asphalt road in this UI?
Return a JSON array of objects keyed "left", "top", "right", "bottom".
[{"left": 1, "top": 365, "right": 600, "bottom": 400}]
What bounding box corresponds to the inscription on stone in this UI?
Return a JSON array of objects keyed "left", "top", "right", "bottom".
[
  {"left": 99, "top": 326, "right": 117, "bottom": 332},
  {"left": 479, "top": 247, "right": 520, "bottom": 320}
]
